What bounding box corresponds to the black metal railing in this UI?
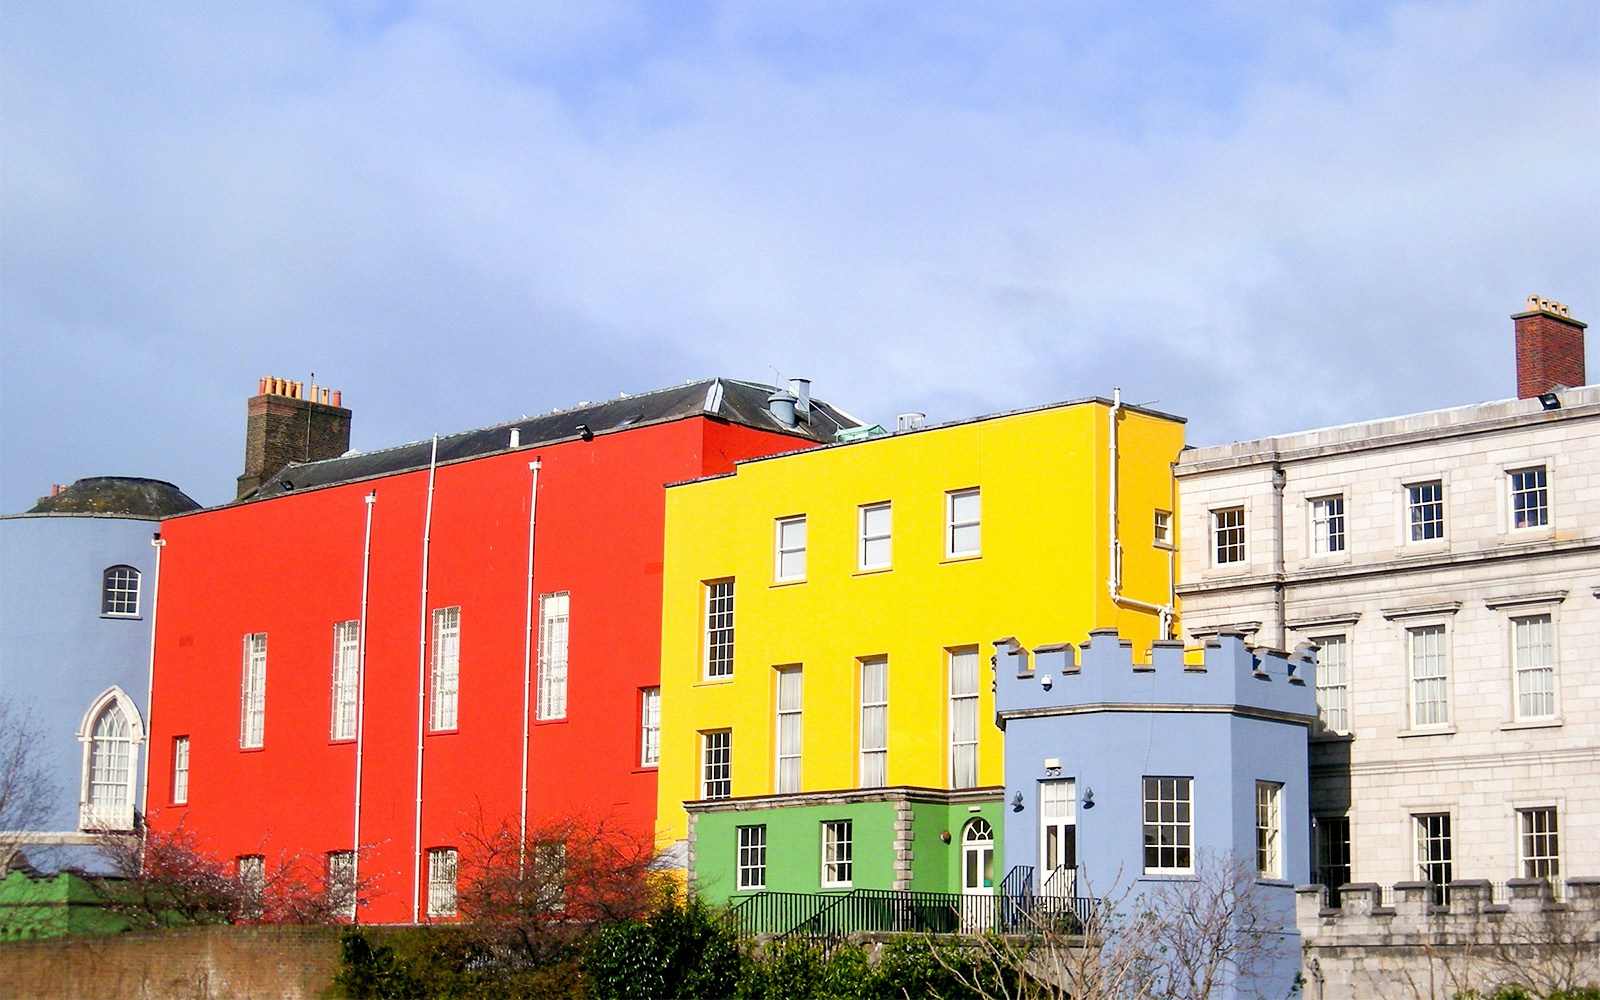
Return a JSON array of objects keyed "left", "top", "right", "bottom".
[{"left": 730, "top": 887, "right": 1097, "bottom": 940}]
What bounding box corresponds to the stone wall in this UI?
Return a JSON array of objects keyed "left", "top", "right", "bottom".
[
  {"left": 0, "top": 924, "right": 342, "bottom": 1000},
  {"left": 1297, "top": 878, "right": 1600, "bottom": 1000}
]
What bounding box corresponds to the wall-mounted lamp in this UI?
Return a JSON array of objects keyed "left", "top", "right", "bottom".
[
  {"left": 1081, "top": 787, "right": 1095, "bottom": 808},
  {"left": 576, "top": 423, "right": 594, "bottom": 441},
  {"left": 1011, "top": 791, "right": 1024, "bottom": 811},
  {"left": 1040, "top": 674, "right": 1053, "bottom": 690},
  {"left": 940, "top": 830, "right": 952, "bottom": 844},
  {"left": 1538, "top": 392, "right": 1562, "bottom": 411}
]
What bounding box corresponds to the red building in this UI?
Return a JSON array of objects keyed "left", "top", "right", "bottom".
[{"left": 145, "top": 377, "right": 852, "bottom": 923}]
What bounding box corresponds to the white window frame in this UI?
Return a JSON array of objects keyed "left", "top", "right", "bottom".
[
  {"left": 775, "top": 667, "right": 802, "bottom": 794},
  {"left": 331, "top": 620, "right": 360, "bottom": 740},
  {"left": 1142, "top": 776, "right": 1193, "bottom": 874},
  {"left": 1153, "top": 509, "right": 1172, "bottom": 547},
  {"left": 1512, "top": 613, "right": 1557, "bottom": 721},
  {"left": 859, "top": 656, "right": 888, "bottom": 788},
  {"left": 172, "top": 735, "right": 190, "bottom": 805},
  {"left": 241, "top": 633, "right": 267, "bottom": 749},
  {"left": 1040, "top": 779, "right": 1077, "bottom": 884},
  {"left": 1310, "top": 495, "right": 1346, "bottom": 555},
  {"left": 774, "top": 516, "right": 807, "bottom": 582},
  {"left": 736, "top": 825, "right": 767, "bottom": 890},
  {"left": 1408, "top": 624, "right": 1450, "bottom": 728},
  {"left": 704, "top": 580, "right": 735, "bottom": 679},
  {"left": 427, "top": 847, "right": 458, "bottom": 917},
  {"left": 1406, "top": 480, "right": 1445, "bottom": 543},
  {"left": 1509, "top": 466, "right": 1549, "bottom": 531},
  {"left": 1313, "top": 634, "right": 1351, "bottom": 734},
  {"left": 821, "top": 819, "right": 853, "bottom": 888},
  {"left": 326, "top": 850, "right": 357, "bottom": 919},
  {"left": 430, "top": 606, "right": 461, "bottom": 731},
  {"left": 639, "top": 687, "right": 661, "bottom": 768},
  {"left": 1517, "top": 806, "right": 1560, "bottom": 881},
  {"left": 858, "top": 502, "right": 892, "bottom": 570},
  {"left": 946, "top": 488, "right": 981, "bottom": 558},
  {"left": 78, "top": 686, "right": 143, "bottom": 832},
  {"left": 1414, "top": 813, "right": 1452, "bottom": 900},
  {"left": 101, "top": 565, "right": 141, "bottom": 617},
  {"left": 1256, "top": 781, "right": 1283, "bottom": 879},
  {"left": 948, "top": 647, "right": 979, "bottom": 789},
  {"left": 702, "top": 730, "right": 731, "bottom": 799},
  {"left": 537, "top": 592, "right": 569, "bottom": 721},
  {"left": 1212, "top": 507, "right": 1246, "bottom": 565}
]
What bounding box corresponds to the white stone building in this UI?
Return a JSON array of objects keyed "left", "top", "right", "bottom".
[{"left": 1174, "top": 298, "right": 1597, "bottom": 898}]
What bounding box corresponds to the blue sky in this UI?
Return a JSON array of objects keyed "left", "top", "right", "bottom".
[{"left": 2, "top": 1, "right": 1597, "bottom": 511}]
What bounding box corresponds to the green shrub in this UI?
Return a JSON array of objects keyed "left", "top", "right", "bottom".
[{"left": 585, "top": 898, "right": 744, "bottom": 999}]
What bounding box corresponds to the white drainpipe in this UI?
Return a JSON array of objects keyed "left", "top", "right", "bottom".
[
  {"left": 1106, "top": 388, "right": 1175, "bottom": 638},
  {"left": 139, "top": 531, "right": 166, "bottom": 829},
  {"left": 519, "top": 459, "right": 542, "bottom": 873},
  {"left": 352, "top": 489, "right": 376, "bottom": 923},
  {"left": 412, "top": 436, "right": 438, "bottom": 923}
]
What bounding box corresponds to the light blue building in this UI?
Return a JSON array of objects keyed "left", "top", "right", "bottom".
[
  {"left": 0, "top": 477, "right": 198, "bottom": 872},
  {"left": 995, "top": 629, "right": 1317, "bottom": 1000}
]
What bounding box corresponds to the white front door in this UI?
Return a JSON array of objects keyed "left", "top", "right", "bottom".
[{"left": 962, "top": 818, "right": 995, "bottom": 931}]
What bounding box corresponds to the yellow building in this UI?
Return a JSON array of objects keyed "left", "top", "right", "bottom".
[{"left": 656, "top": 395, "right": 1185, "bottom": 900}]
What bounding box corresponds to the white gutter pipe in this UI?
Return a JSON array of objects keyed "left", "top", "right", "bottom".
[
  {"left": 352, "top": 489, "right": 376, "bottom": 923},
  {"left": 1106, "top": 388, "right": 1176, "bottom": 639},
  {"left": 412, "top": 436, "right": 438, "bottom": 923},
  {"left": 139, "top": 532, "right": 166, "bottom": 830},
  {"left": 518, "top": 459, "right": 541, "bottom": 874}
]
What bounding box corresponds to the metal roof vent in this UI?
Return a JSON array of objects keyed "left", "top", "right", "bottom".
[
  {"left": 896, "top": 412, "right": 927, "bottom": 432},
  {"left": 767, "top": 388, "right": 798, "bottom": 427}
]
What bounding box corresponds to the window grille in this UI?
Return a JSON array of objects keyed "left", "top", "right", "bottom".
[
  {"left": 431, "top": 607, "right": 461, "bottom": 730},
  {"left": 331, "top": 621, "right": 360, "bottom": 740},
  {"left": 241, "top": 634, "right": 267, "bottom": 748},
  {"left": 427, "top": 848, "right": 458, "bottom": 917},
  {"left": 537, "top": 594, "right": 569, "bottom": 720}
]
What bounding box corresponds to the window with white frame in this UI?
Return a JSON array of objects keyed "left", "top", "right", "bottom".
[
  {"left": 736, "top": 825, "right": 766, "bottom": 890},
  {"left": 705, "top": 581, "right": 735, "bottom": 679},
  {"left": 775, "top": 667, "right": 802, "bottom": 794},
  {"left": 331, "top": 620, "right": 359, "bottom": 740},
  {"left": 1510, "top": 467, "right": 1548, "bottom": 529},
  {"left": 172, "top": 735, "right": 190, "bottom": 805},
  {"left": 84, "top": 701, "right": 134, "bottom": 829},
  {"left": 775, "top": 516, "right": 807, "bottom": 582},
  {"left": 241, "top": 633, "right": 267, "bottom": 748},
  {"left": 859, "top": 502, "right": 892, "bottom": 570},
  {"left": 430, "top": 607, "right": 461, "bottom": 730},
  {"left": 1310, "top": 496, "right": 1346, "bottom": 554},
  {"left": 1315, "top": 815, "right": 1351, "bottom": 895},
  {"left": 101, "top": 566, "right": 140, "bottom": 616},
  {"left": 326, "top": 850, "right": 356, "bottom": 918},
  {"left": 948, "top": 648, "right": 979, "bottom": 789},
  {"left": 1153, "top": 509, "right": 1172, "bottom": 546},
  {"left": 427, "top": 847, "right": 458, "bottom": 917},
  {"left": 1256, "top": 782, "right": 1283, "bottom": 879},
  {"left": 1212, "top": 507, "right": 1245, "bottom": 565},
  {"left": 822, "top": 820, "right": 853, "bottom": 887},
  {"left": 1513, "top": 614, "right": 1556, "bottom": 720},
  {"left": 537, "top": 593, "right": 569, "bottom": 720},
  {"left": 1142, "top": 776, "right": 1193, "bottom": 874},
  {"left": 238, "top": 855, "right": 265, "bottom": 918},
  {"left": 639, "top": 687, "right": 661, "bottom": 767},
  {"left": 859, "top": 657, "right": 888, "bottom": 788},
  {"left": 1314, "top": 635, "right": 1350, "bottom": 734},
  {"left": 1414, "top": 813, "right": 1452, "bottom": 902},
  {"left": 1407, "top": 481, "right": 1444, "bottom": 542},
  {"left": 1518, "top": 807, "right": 1560, "bottom": 881},
  {"left": 702, "top": 730, "right": 731, "bottom": 799},
  {"left": 946, "top": 488, "right": 981, "bottom": 557},
  {"left": 1408, "top": 625, "right": 1449, "bottom": 727},
  {"left": 1040, "top": 780, "right": 1077, "bottom": 885}
]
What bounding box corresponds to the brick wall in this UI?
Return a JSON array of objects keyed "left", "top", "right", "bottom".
[
  {"left": 0, "top": 924, "right": 342, "bottom": 1000},
  {"left": 236, "top": 393, "right": 352, "bottom": 499}
]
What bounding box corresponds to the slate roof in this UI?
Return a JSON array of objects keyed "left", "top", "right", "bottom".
[
  {"left": 24, "top": 477, "right": 202, "bottom": 518},
  {"left": 247, "top": 378, "right": 859, "bottom": 502}
]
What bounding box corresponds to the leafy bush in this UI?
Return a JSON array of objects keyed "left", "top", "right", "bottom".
[
  {"left": 585, "top": 897, "right": 744, "bottom": 1000},
  {"left": 330, "top": 926, "right": 589, "bottom": 1000}
]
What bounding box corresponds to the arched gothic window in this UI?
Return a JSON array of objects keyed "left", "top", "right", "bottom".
[
  {"left": 102, "top": 565, "right": 141, "bottom": 617},
  {"left": 78, "top": 687, "right": 143, "bottom": 831}
]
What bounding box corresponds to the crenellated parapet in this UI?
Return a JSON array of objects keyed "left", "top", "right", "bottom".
[{"left": 993, "top": 627, "right": 1317, "bottom": 726}]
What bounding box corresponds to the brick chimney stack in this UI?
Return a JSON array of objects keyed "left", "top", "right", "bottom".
[
  {"left": 1513, "top": 296, "right": 1586, "bottom": 399},
  {"left": 237, "top": 376, "right": 353, "bottom": 499}
]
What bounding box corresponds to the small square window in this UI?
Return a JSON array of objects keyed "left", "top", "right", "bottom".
[
  {"left": 1212, "top": 508, "right": 1245, "bottom": 565},
  {"left": 1510, "top": 468, "right": 1548, "bottom": 530},
  {"left": 1310, "top": 496, "right": 1345, "bottom": 555},
  {"left": 946, "top": 489, "right": 981, "bottom": 558},
  {"left": 822, "top": 820, "right": 853, "bottom": 887},
  {"left": 859, "top": 503, "right": 892, "bottom": 570},
  {"left": 1407, "top": 481, "right": 1444, "bottom": 542},
  {"left": 775, "top": 516, "right": 807, "bottom": 582}
]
